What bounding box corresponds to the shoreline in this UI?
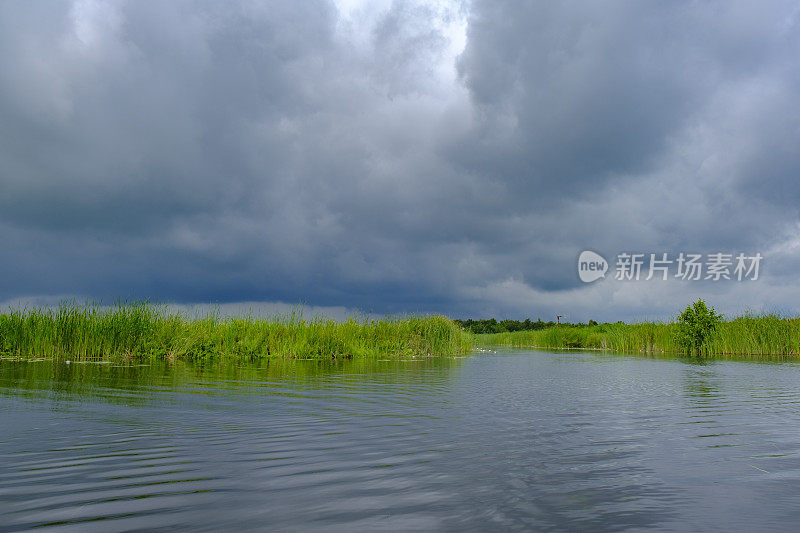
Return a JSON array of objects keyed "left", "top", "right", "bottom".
[{"left": 476, "top": 315, "right": 800, "bottom": 360}]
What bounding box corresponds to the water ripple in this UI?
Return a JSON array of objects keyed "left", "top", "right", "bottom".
[{"left": 3, "top": 354, "right": 800, "bottom": 531}]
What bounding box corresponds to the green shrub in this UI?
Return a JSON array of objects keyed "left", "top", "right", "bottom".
[{"left": 675, "top": 299, "right": 722, "bottom": 355}]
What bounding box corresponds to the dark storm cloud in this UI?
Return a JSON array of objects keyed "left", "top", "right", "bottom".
[
  {"left": 1, "top": 0, "right": 799, "bottom": 320},
  {"left": 448, "top": 0, "right": 800, "bottom": 309},
  {"left": 454, "top": 1, "right": 697, "bottom": 198}
]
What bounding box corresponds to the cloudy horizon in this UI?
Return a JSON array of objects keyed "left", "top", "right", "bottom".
[{"left": 2, "top": 0, "right": 800, "bottom": 322}]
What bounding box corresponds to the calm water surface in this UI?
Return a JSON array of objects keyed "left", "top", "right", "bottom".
[{"left": 3, "top": 350, "right": 800, "bottom": 531}]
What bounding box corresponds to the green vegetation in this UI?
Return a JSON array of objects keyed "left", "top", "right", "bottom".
[
  {"left": 454, "top": 317, "right": 596, "bottom": 334},
  {"left": 0, "top": 302, "right": 472, "bottom": 362},
  {"left": 478, "top": 302, "right": 800, "bottom": 359},
  {"left": 675, "top": 299, "right": 722, "bottom": 355},
  {"left": 479, "top": 322, "right": 676, "bottom": 353},
  {"left": 5, "top": 300, "right": 796, "bottom": 363}
]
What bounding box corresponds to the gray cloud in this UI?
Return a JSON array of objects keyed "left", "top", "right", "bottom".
[{"left": 1, "top": 0, "right": 799, "bottom": 321}]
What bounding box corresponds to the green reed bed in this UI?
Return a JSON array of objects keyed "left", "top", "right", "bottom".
[
  {"left": 478, "top": 315, "right": 800, "bottom": 359},
  {"left": 0, "top": 303, "right": 472, "bottom": 362}
]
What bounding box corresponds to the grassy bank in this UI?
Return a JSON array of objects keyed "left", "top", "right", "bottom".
[
  {"left": 0, "top": 303, "right": 472, "bottom": 362},
  {"left": 478, "top": 314, "right": 800, "bottom": 358}
]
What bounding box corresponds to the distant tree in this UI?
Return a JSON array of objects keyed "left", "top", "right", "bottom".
[{"left": 455, "top": 316, "right": 594, "bottom": 334}]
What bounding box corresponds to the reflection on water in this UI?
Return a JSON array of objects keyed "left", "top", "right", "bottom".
[{"left": 3, "top": 352, "right": 800, "bottom": 531}]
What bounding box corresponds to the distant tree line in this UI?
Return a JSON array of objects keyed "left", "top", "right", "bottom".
[{"left": 454, "top": 318, "right": 599, "bottom": 334}]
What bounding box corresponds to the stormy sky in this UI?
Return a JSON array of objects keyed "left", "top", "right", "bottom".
[{"left": 2, "top": 0, "right": 800, "bottom": 321}]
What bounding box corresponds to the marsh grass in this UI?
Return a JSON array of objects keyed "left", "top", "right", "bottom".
[
  {"left": 0, "top": 302, "right": 472, "bottom": 362},
  {"left": 479, "top": 315, "right": 800, "bottom": 359}
]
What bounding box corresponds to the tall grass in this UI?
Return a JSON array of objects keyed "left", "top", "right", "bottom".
[
  {"left": 479, "top": 315, "right": 800, "bottom": 358},
  {"left": 0, "top": 302, "right": 472, "bottom": 362}
]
